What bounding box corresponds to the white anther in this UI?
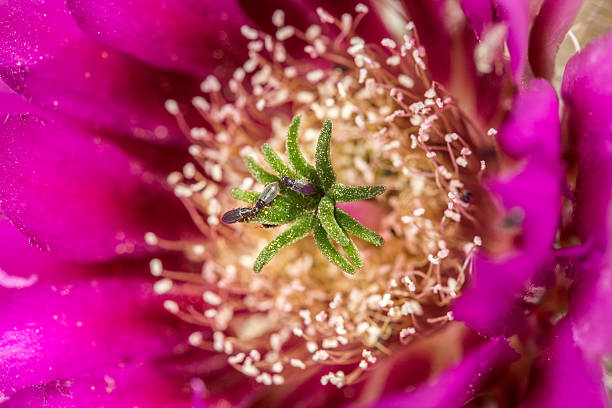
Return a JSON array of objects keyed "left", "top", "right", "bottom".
[
  {"left": 191, "top": 96, "right": 210, "bottom": 112},
  {"left": 306, "top": 69, "right": 324, "bottom": 83},
  {"left": 322, "top": 338, "right": 339, "bottom": 349},
  {"left": 164, "top": 99, "right": 179, "bottom": 115},
  {"left": 399, "top": 74, "right": 414, "bottom": 88},
  {"left": 276, "top": 26, "right": 294, "bottom": 41},
  {"left": 386, "top": 55, "right": 401, "bottom": 66},
  {"left": 401, "top": 300, "right": 423, "bottom": 316},
  {"left": 145, "top": 232, "right": 159, "bottom": 246},
  {"left": 355, "top": 3, "right": 369, "bottom": 13},
  {"left": 400, "top": 328, "right": 416, "bottom": 339},
  {"left": 305, "top": 24, "right": 321, "bottom": 41},
  {"left": 163, "top": 300, "right": 179, "bottom": 314},
  {"left": 316, "top": 7, "right": 335, "bottom": 24},
  {"left": 256, "top": 372, "right": 272, "bottom": 385},
  {"left": 200, "top": 75, "right": 221, "bottom": 93},
  {"left": 306, "top": 341, "right": 318, "bottom": 353},
  {"left": 272, "top": 10, "right": 285, "bottom": 27},
  {"left": 457, "top": 157, "right": 468, "bottom": 167},
  {"left": 313, "top": 350, "right": 329, "bottom": 361},
  {"left": 240, "top": 25, "right": 259, "bottom": 40},
  {"left": 188, "top": 331, "right": 203, "bottom": 346},
  {"left": 241, "top": 363, "right": 260, "bottom": 377},
  {"left": 249, "top": 350, "right": 261, "bottom": 361},
  {"left": 182, "top": 162, "right": 196, "bottom": 179},
  {"left": 228, "top": 353, "right": 245, "bottom": 365},
  {"left": 290, "top": 358, "right": 306, "bottom": 369},
  {"left": 149, "top": 258, "right": 163, "bottom": 276},
  {"left": 154, "top": 278, "right": 173, "bottom": 294},
  {"left": 192, "top": 244, "right": 205, "bottom": 256},
  {"left": 203, "top": 291, "right": 222, "bottom": 306},
  {"left": 381, "top": 38, "right": 397, "bottom": 49}
]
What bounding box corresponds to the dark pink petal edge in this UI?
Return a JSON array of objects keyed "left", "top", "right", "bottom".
[
  {"left": 67, "top": 0, "right": 251, "bottom": 78},
  {"left": 0, "top": 275, "right": 191, "bottom": 407},
  {"left": 0, "top": 113, "right": 192, "bottom": 261},
  {"left": 562, "top": 29, "right": 612, "bottom": 357},
  {"left": 529, "top": 0, "right": 584, "bottom": 80},
  {"left": 0, "top": 0, "right": 198, "bottom": 146},
  {"left": 520, "top": 318, "right": 609, "bottom": 408},
  {"left": 453, "top": 79, "right": 563, "bottom": 336},
  {"left": 365, "top": 337, "right": 519, "bottom": 408}
]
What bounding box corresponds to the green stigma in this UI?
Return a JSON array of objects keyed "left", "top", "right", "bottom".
[{"left": 229, "top": 115, "right": 385, "bottom": 274}]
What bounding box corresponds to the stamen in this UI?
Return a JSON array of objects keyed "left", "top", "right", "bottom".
[{"left": 151, "top": 6, "right": 492, "bottom": 388}]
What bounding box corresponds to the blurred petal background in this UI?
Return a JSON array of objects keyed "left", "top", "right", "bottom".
[{"left": 1, "top": 0, "right": 611, "bottom": 407}]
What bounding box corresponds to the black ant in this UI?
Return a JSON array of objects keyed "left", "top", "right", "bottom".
[
  {"left": 221, "top": 182, "right": 280, "bottom": 224},
  {"left": 280, "top": 175, "right": 317, "bottom": 195},
  {"left": 461, "top": 189, "right": 472, "bottom": 203}
]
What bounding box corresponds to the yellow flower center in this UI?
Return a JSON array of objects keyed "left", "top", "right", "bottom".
[{"left": 149, "top": 5, "right": 489, "bottom": 388}]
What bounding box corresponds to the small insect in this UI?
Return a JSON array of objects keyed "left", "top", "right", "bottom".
[
  {"left": 221, "top": 207, "right": 255, "bottom": 224},
  {"left": 254, "top": 181, "right": 281, "bottom": 211},
  {"left": 280, "top": 176, "right": 317, "bottom": 195},
  {"left": 461, "top": 189, "right": 472, "bottom": 203},
  {"left": 221, "top": 182, "right": 280, "bottom": 224}
]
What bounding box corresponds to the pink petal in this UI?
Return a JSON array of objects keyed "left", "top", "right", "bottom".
[
  {"left": 67, "top": 0, "right": 251, "bottom": 78},
  {"left": 0, "top": 0, "right": 197, "bottom": 146},
  {"left": 520, "top": 319, "right": 609, "bottom": 408},
  {"left": 367, "top": 337, "right": 519, "bottom": 408},
  {"left": 0, "top": 114, "right": 192, "bottom": 261},
  {"left": 5, "top": 365, "right": 192, "bottom": 408},
  {"left": 529, "top": 0, "right": 583, "bottom": 79},
  {"left": 461, "top": 0, "right": 493, "bottom": 39},
  {"left": 453, "top": 80, "right": 563, "bottom": 336},
  {"left": 0, "top": 277, "right": 188, "bottom": 404},
  {"left": 494, "top": 0, "right": 529, "bottom": 80},
  {"left": 562, "top": 30, "right": 612, "bottom": 258},
  {"left": 562, "top": 30, "right": 612, "bottom": 357},
  {"left": 461, "top": 0, "right": 529, "bottom": 80}
]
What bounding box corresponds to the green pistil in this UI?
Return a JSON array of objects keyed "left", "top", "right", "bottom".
[{"left": 230, "top": 115, "right": 385, "bottom": 274}]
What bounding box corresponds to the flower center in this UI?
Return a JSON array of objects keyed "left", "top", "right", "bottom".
[{"left": 149, "top": 4, "right": 487, "bottom": 388}]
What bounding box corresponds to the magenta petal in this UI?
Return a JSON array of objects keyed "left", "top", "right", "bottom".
[
  {"left": 520, "top": 319, "right": 609, "bottom": 408},
  {"left": 529, "top": 0, "right": 583, "bottom": 79},
  {"left": 367, "top": 337, "right": 519, "bottom": 408},
  {"left": 453, "top": 80, "right": 562, "bottom": 336},
  {"left": 0, "top": 278, "right": 187, "bottom": 402},
  {"left": 562, "top": 30, "right": 612, "bottom": 357},
  {"left": 460, "top": 0, "right": 493, "bottom": 39},
  {"left": 562, "top": 30, "right": 612, "bottom": 255},
  {"left": 494, "top": 0, "right": 529, "bottom": 80},
  {"left": 67, "top": 0, "right": 250, "bottom": 78},
  {"left": 571, "top": 256, "right": 612, "bottom": 358},
  {"left": 460, "top": 0, "right": 529, "bottom": 80},
  {"left": 0, "top": 114, "right": 191, "bottom": 261},
  {"left": 5, "top": 364, "right": 192, "bottom": 408},
  {"left": 0, "top": 218, "right": 87, "bottom": 287},
  {"left": 0, "top": 0, "right": 196, "bottom": 145}
]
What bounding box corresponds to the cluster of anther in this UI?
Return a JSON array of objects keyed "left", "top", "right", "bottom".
[
  {"left": 151, "top": 4, "right": 488, "bottom": 388},
  {"left": 221, "top": 115, "right": 385, "bottom": 274}
]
